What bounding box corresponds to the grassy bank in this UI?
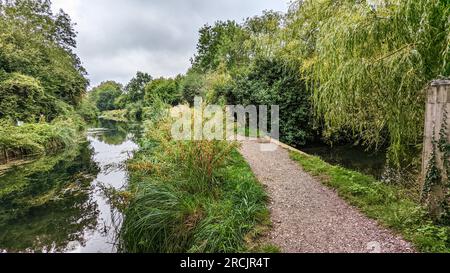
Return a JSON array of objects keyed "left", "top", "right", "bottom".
[
  {"left": 290, "top": 151, "right": 450, "bottom": 253},
  {"left": 120, "top": 113, "right": 271, "bottom": 253},
  {"left": 0, "top": 116, "right": 85, "bottom": 164}
]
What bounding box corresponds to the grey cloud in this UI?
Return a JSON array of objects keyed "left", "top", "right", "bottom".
[{"left": 52, "top": 0, "right": 288, "bottom": 87}]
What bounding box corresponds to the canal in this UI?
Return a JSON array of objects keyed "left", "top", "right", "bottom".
[{"left": 0, "top": 120, "right": 141, "bottom": 253}]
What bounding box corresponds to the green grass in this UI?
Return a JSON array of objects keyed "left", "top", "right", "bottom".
[
  {"left": 121, "top": 147, "right": 271, "bottom": 253},
  {"left": 290, "top": 151, "right": 450, "bottom": 253},
  {"left": 120, "top": 113, "right": 271, "bottom": 253}
]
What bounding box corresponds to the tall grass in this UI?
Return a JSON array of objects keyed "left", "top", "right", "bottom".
[{"left": 120, "top": 107, "right": 269, "bottom": 253}]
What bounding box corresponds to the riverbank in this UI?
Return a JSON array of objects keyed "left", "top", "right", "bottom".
[
  {"left": 0, "top": 116, "right": 85, "bottom": 166},
  {"left": 120, "top": 114, "right": 273, "bottom": 253}
]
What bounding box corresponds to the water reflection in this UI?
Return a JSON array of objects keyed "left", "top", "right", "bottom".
[
  {"left": 0, "top": 142, "right": 100, "bottom": 252},
  {"left": 0, "top": 119, "right": 140, "bottom": 253},
  {"left": 90, "top": 119, "right": 142, "bottom": 146}
]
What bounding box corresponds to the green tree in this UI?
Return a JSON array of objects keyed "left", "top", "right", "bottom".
[
  {"left": 0, "top": 73, "right": 46, "bottom": 122},
  {"left": 125, "top": 72, "right": 153, "bottom": 103},
  {"left": 144, "top": 77, "right": 182, "bottom": 106},
  {"left": 0, "top": 0, "right": 88, "bottom": 107},
  {"left": 89, "top": 81, "right": 123, "bottom": 112},
  {"left": 285, "top": 0, "right": 450, "bottom": 164},
  {"left": 192, "top": 20, "right": 250, "bottom": 73},
  {"left": 243, "top": 10, "right": 284, "bottom": 60},
  {"left": 179, "top": 71, "right": 205, "bottom": 105},
  {"left": 226, "top": 58, "right": 315, "bottom": 146}
]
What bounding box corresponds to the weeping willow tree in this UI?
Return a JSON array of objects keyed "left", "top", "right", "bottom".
[{"left": 286, "top": 0, "right": 450, "bottom": 166}]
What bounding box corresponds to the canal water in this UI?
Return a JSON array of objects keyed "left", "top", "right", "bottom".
[
  {"left": 302, "top": 145, "right": 388, "bottom": 180},
  {"left": 0, "top": 120, "right": 140, "bottom": 253},
  {"left": 301, "top": 144, "right": 419, "bottom": 185}
]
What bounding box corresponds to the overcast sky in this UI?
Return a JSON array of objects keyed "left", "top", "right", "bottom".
[{"left": 51, "top": 0, "right": 288, "bottom": 87}]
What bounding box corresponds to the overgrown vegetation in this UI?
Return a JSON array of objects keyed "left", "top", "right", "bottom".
[
  {"left": 179, "top": 0, "right": 449, "bottom": 167},
  {"left": 120, "top": 105, "right": 270, "bottom": 253},
  {"left": 0, "top": 116, "right": 83, "bottom": 162},
  {"left": 422, "top": 106, "right": 450, "bottom": 222},
  {"left": 96, "top": 1, "right": 443, "bottom": 170},
  {"left": 187, "top": 11, "right": 317, "bottom": 147},
  {"left": 99, "top": 109, "right": 128, "bottom": 122},
  {"left": 290, "top": 151, "right": 450, "bottom": 253},
  {"left": 4, "top": 0, "right": 448, "bottom": 253},
  {"left": 0, "top": 0, "right": 89, "bottom": 114},
  {"left": 75, "top": 99, "right": 99, "bottom": 123},
  {"left": 88, "top": 81, "right": 124, "bottom": 112}
]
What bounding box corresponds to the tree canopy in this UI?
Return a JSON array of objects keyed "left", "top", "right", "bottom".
[
  {"left": 0, "top": 0, "right": 89, "bottom": 121},
  {"left": 125, "top": 72, "right": 153, "bottom": 103},
  {"left": 144, "top": 77, "right": 182, "bottom": 106},
  {"left": 89, "top": 81, "right": 123, "bottom": 112},
  {"left": 285, "top": 0, "right": 450, "bottom": 164}
]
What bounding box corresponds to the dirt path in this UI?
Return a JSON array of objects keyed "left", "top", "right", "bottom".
[{"left": 239, "top": 139, "right": 415, "bottom": 253}]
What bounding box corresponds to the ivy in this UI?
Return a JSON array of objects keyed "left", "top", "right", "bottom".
[
  {"left": 423, "top": 106, "right": 450, "bottom": 223},
  {"left": 438, "top": 107, "right": 450, "bottom": 223},
  {"left": 422, "top": 128, "right": 442, "bottom": 202},
  {"left": 438, "top": 107, "right": 450, "bottom": 180}
]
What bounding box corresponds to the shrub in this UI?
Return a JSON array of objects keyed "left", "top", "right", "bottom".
[
  {"left": 224, "top": 58, "right": 316, "bottom": 147},
  {"left": 126, "top": 102, "right": 144, "bottom": 121},
  {"left": 89, "top": 81, "right": 124, "bottom": 112},
  {"left": 180, "top": 72, "right": 206, "bottom": 105},
  {"left": 144, "top": 77, "right": 183, "bottom": 106}
]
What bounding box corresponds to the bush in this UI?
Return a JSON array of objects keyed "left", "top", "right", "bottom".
[
  {"left": 89, "top": 81, "right": 124, "bottom": 112},
  {"left": 180, "top": 71, "right": 206, "bottom": 105},
  {"left": 144, "top": 77, "right": 183, "bottom": 106},
  {"left": 126, "top": 102, "right": 144, "bottom": 121},
  {"left": 224, "top": 58, "right": 316, "bottom": 147}
]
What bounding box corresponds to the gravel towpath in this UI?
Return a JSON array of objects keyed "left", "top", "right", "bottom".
[{"left": 239, "top": 139, "right": 415, "bottom": 253}]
